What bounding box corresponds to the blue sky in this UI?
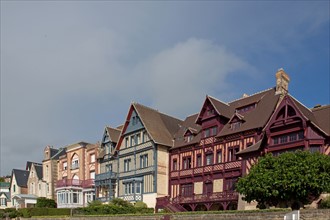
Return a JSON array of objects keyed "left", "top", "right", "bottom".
[{"left": 1, "top": 1, "right": 329, "bottom": 176}]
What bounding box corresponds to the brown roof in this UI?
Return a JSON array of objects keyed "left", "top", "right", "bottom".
[
  {"left": 106, "top": 126, "right": 121, "bottom": 143},
  {"left": 311, "top": 104, "right": 330, "bottom": 135},
  {"left": 290, "top": 96, "right": 329, "bottom": 135},
  {"left": 207, "top": 96, "right": 232, "bottom": 119},
  {"left": 217, "top": 88, "right": 280, "bottom": 137},
  {"left": 133, "top": 103, "right": 183, "bottom": 147},
  {"left": 236, "top": 139, "right": 263, "bottom": 155},
  {"left": 173, "top": 113, "right": 202, "bottom": 148}
]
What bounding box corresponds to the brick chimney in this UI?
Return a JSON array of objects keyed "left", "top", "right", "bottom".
[{"left": 275, "top": 68, "right": 290, "bottom": 95}]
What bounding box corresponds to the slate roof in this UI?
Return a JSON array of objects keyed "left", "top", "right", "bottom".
[
  {"left": 26, "top": 161, "right": 42, "bottom": 171},
  {"left": 0, "top": 192, "right": 11, "bottom": 201},
  {"left": 207, "top": 96, "right": 232, "bottom": 119},
  {"left": 12, "top": 169, "right": 29, "bottom": 187},
  {"left": 51, "top": 148, "right": 66, "bottom": 159},
  {"left": 34, "top": 164, "right": 43, "bottom": 180}
]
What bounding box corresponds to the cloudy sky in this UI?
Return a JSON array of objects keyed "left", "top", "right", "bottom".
[{"left": 1, "top": 1, "right": 329, "bottom": 176}]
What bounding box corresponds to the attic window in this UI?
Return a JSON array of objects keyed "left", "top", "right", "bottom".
[
  {"left": 231, "top": 122, "right": 241, "bottom": 130},
  {"left": 206, "top": 109, "right": 215, "bottom": 116},
  {"left": 236, "top": 103, "right": 256, "bottom": 114}
]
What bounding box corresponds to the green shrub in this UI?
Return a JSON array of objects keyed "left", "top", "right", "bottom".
[
  {"left": 36, "top": 197, "right": 57, "bottom": 208},
  {"left": 8, "top": 210, "right": 21, "bottom": 219},
  {"left": 319, "top": 196, "right": 330, "bottom": 209},
  {"left": 4, "top": 208, "right": 16, "bottom": 213},
  {"left": 0, "top": 212, "right": 4, "bottom": 219},
  {"left": 19, "top": 208, "right": 32, "bottom": 218},
  {"left": 88, "top": 200, "right": 103, "bottom": 207},
  {"left": 109, "top": 198, "right": 134, "bottom": 207},
  {"left": 134, "top": 201, "right": 147, "bottom": 208}
]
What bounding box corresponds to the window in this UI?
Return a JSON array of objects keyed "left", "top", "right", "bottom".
[
  {"left": 124, "top": 159, "right": 131, "bottom": 172},
  {"left": 131, "top": 135, "right": 136, "bottom": 146},
  {"left": 205, "top": 153, "right": 213, "bottom": 165},
  {"left": 47, "top": 183, "right": 49, "bottom": 193},
  {"left": 211, "top": 127, "right": 218, "bottom": 136},
  {"left": 140, "top": 154, "right": 148, "bottom": 168},
  {"left": 204, "top": 182, "right": 213, "bottom": 194},
  {"left": 124, "top": 181, "right": 142, "bottom": 195},
  {"left": 0, "top": 198, "right": 6, "bottom": 206},
  {"left": 231, "top": 122, "right": 241, "bottom": 130},
  {"left": 125, "top": 137, "right": 129, "bottom": 148},
  {"left": 196, "top": 154, "right": 202, "bottom": 167},
  {"left": 228, "top": 146, "right": 240, "bottom": 162},
  {"left": 181, "top": 183, "right": 193, "bottom": 196},
  {"left": 107, "top": 163, "right": 113, "bottom": 172},
  {"left": 225, "top": 178, "right": 238, "bottom": 191},
  {"left": 298, "top": 131, "right": 304, "bottom": 139},
  {"left": 273, "top": 131, "right": 304, "bottom": 145},
  {"left": 136, "top": 133, "right": 141, "bottom": 145},
  {"left": 216, "top": 151, "right": 222, "bottom": 163},
  {"left": 310, "top": 145, "right": 320, "bottom": 153},
  {"left": 173, "top": 159, "right": 178, "bottom": 171},
  {"left": 90, "top": 154, "right": 95, "bottom": 163},
  {"left": 90, "top": 171, "right": 95, "bottom": 179},
  {"left": 143, "top": 131, "right": 149, "bottom": 142},
  {"left": 203, "top": 128, "right": 210, "bottom": 138},
  {"left": 71, "top": 154, "right": 79, "bottom": 170},
  {"left": 280, "top": 136, "right": 287, "bottom": 144},
  {"left": 13, "top": 184, "right": 16, "bottom": 192},
  {"left": 72, "top": 191, "right": 79, "bottom": 203},
  {"left": 63, "top": 162, "right": 67, "bottom": 171},
  {"left": 135, "top": 182, "right": 141, "bottom": 194},
  {"left": 183, "top": 157, "right": 191, "bottom": 169},
  {"left": 46, "top": 165, "right": 49, "bottom": 177},
  {"left": 289, "top": 133, "right": 297, "bottom": 142}
]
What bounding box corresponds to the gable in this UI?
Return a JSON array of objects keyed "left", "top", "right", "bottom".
[
  {"left": 124, "top": 109, "right": 144, "bottom": 135},
  {"left": 196, "top": 98, "right": 218, "bottom": 125}
]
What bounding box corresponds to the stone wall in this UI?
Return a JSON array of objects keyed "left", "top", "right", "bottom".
[{"left": 22, "top": 209, "right": 330, "bottom": 220}]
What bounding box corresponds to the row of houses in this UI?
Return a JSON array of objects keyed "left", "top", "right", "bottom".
[{"left": 1, "top": 69, "right": 329, "bottom": 211}]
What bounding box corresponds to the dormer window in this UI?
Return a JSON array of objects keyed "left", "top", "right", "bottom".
[
  {"left": 231, "top": 122, "right": 241, "bottom": 130},
  {"left": 236, "top": 103, "right": 256, "bottom": 114},
  {"left": 203, "top": 126, "right": 218, "bottom": 138}
]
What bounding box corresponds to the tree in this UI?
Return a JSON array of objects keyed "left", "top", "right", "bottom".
[
  {"left": 236, "top": 151, "right": 330, "bottom": 210},
  {"left": 0, "top": 177, "right": 5, "bottom": 182}
]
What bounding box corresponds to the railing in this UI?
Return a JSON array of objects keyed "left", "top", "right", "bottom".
[
  {"left": 156, "top": 196, "right": 170, "bottom": 207},
  {"left": 95, "top": 172, "right": 117, "bottom": 181},
  {"left": 56, "top": 179, "right": 95, "bottom": 188},
  {"left": 82, "top": 179, "right": 95, "bottom": 188},
  {"left": 121, "top": 194, "right": 142, "bottom": 202},
  {"left": 171, "top": 161, "right": 242, "bottom": 178},
  {"left": 172, "top": 191, "right": 238, "bottom": 204},
  {"left": 71, "top": 164, "right": 79, "bottom": 170}
]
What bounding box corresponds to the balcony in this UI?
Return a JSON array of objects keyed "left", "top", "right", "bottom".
[
  {"left": 56, "top": 179, "right": 95, "bottom": 189},
  {"left": 173, "top": 191, "right": 238, "bottom": 204},
  {"left": 95, "top": 172, "right": 117, "bottom": 182},
  {"left": 170, "top": 160, "right": 242, "bottom": 178}
]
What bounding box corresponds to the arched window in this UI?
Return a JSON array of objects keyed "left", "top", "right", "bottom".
[{"left": 71, "top": 154, "right": 79, "bottom": 169}]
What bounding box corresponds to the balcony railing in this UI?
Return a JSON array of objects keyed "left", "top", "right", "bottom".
[
  {"left": 95, "top": 172, "right": 117, "bottom": 182},
  {"left": 172, "top": 191, "right": 238, "bottom": 204},
  {"left": 171, "top": 160, "right": 242, "bottom": 178},
  {"left": 56, "top": 179, "right": 95, "bottom": 188}
]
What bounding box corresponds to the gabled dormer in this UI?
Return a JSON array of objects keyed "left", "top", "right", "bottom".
[
  {"left": 196, "top": 96, "right": 230, "bottom": 139},
  {"left": 183, "top": 128, "right": 196, "bottom": 143},
  {"left": 124, "top": 109, "right": 144, "bottom": 135},
  {"left": 228, "top": 113, "right": 245, "bottom": 131},
  {"left": 98, "top": 126, "right": 121, "bottom": 160}
]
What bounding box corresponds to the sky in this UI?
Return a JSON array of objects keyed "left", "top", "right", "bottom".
[{"left": 0, "top": 1, "right": 329, "bottom": 176}]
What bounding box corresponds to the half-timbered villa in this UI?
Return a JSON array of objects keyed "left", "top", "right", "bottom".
[
  {"left": 55, "top": 142, "right": 98, "bottom": 208},
  {"left": 156, "top": 69, "right": 330, "bottom": 212},
  {"left": 95, "top": 126, "right": 122, "bottom": 203}
]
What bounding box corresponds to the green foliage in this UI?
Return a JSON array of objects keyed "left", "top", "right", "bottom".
[
  {"left": 134, "top": 201, "right": 148, "bottom": 208},
  {"left": 19, "top": 208, "right": 32, "bottom": 218},
  {"left": 36, "top": 197, "right": 57, "bottom": 208},
  {"left": 109, "top": 198, "right": 134, "bottom": 207},
  {"left": 236, "top": 151, "right": 330, "bottom": 210},
  {"left": 8, "top": 210, "right": 21, "bottom": 218},
  {"left": 17, "top": 208, "right": 71, "bottom": 217},
  {"left": 76, "top": 199, "right": 153, "bottom": 215},
  {"left": 0, "top": 177, "right": 5, "bottom": 182},
  {"left": 319, "top": 196, "right": 330, "bottom": 209},
  {"left": 88, "top": 199, "right": 103, "bottom": 207}
]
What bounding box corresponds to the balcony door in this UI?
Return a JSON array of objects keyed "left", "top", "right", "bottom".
[{"left": 204, "top": 182, "right": 213, "bottom": 195}]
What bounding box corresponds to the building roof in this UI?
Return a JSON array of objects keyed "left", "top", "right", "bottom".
[
  {"left": 106, "top": 126, "right": 121, "bottom": 143},
  {"left": 217, "top": 88, "right": 280, "bottom": 137},
  {"left": 173, "top": 113, "right": 202, "bottom": 148},
  {"left": 34, "top": 164, "right": 43, "bottom": 180},
  {"left": 133, "top": 103, "right": 183, "bottom": 147},
  {"left": 26, "top": 161, "right": 42, "bottom": 171},
  {"left": 12, "top": 194, "right": 38, "bottom": 200},
  {"left": 236, "top": 139, "right": 263, "bottom": 156},
  {"left": 311, "top": 104, "right": 330, "bottom": 135},
  {"left": 51, "top": 148, "right": 66, "bottom": 160},
  {"left": 207, "top": 96, "right": 232, "bottom": 119},
  {"left": 0, "top": 192, "right": 11, "bottom": 201},
  {"left": 12, "top": 169, "right": 29, "bottom": 187}
]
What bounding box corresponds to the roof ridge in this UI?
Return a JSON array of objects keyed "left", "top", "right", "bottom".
[
  {"left": 207, "top": 95, "right": 229, "bottom": 106},
  {"left": 134, "top": 102, "right": 183, "bottom": 121},
  {"left": 106, "top": 126, "right": 121, "bottom": 131},
  {"left": 228, "top": 87, "right": 274, "bottom": 104},
  {"left": 311, "top": 104, "right": 330, "bottom": 111}
]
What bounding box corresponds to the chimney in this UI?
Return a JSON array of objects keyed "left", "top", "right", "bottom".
[{"left": 275, "top": 68, "right": 290, "bottom": 95}]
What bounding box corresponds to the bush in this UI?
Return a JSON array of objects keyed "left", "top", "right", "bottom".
[
  {"left": 88, "top": 200, "right": 103, "bottom": 207},
  {"left": 319, "top": 196, "right": 330, "bottom": 209},
  {"left": 19, "top": 208, "right": 32, "bottom": 218},
  {"left": 134, "top": 201, "right": 147, "bottom": 208},
  {"left": 0, "top": 212, "right": 4, "bottom": 219},
  {"left": 36, "top": 197, "right": 57, "bottom": 208},
  {"left": 8, "top": 210, "right": 21, "bottom": 219},
  {"left": 109, "top": 198, "right": 133, "bottom": 207}
]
